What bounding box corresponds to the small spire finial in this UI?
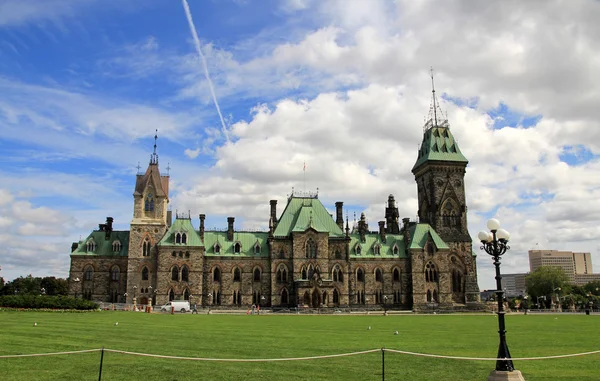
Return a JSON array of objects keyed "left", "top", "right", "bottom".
[
  {"left": 150, "top": 129, "right": 159, "bottom": 165},
  {"left": 430, "top": 66, "right": 438, "bottom": 128},
  {"left": 166, "top": 162, "right": 171, "bottom": 176},
  {"left": 136, "top": 162, "right": 141, "bottom": 174}
]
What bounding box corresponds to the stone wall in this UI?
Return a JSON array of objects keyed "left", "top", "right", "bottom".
[{"left": 68, "top": 256, "right": 128, "bottom": 302}]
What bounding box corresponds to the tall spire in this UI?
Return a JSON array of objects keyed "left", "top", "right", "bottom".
[
  {"left": 425, "top": 67, "right": 448, "bottom": 132},
  {"left": 431, "top": 67, "right": 438, "bottom": 127},
  {"left": 150, "top": 129, "right": 159, "bottom": 165}
]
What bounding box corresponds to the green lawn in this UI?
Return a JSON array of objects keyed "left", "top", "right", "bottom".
[{"left": 0, "top": 311, "right": 598, "bottom": 380}]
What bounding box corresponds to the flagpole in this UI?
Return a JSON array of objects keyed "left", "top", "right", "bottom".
[{"left": 303, "top": 161, "right": 306, "bottom": 192}]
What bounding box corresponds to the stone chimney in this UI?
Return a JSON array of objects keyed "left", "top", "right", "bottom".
[
  {"left": 270, "top": 200, "right": 278, "bottom": 226},
  {"left": 227, "top": 217, "right": 235, "bottom": 241},
  {"left": 199, "top": 214, "right": 206, "bottom": 241},
  {"left": 378, "top": 221, "right": 386, "bottom": 243},
  {"left": 98, "top": 217, "right": 114, "bottom": 239},
  {"left": 402, "top": 217, "right": 411, "bottom": 246},
  {"left": 167, "top": 210, "right": 172, "bottom": 227},
  {"left": 335, "top": 201, "right": 344, "bottom": 229},
  {"left": 71, "top": 242, "right": 79, "bottom": 252}
]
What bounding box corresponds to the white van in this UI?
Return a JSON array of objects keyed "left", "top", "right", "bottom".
[{"left": 160, "top": 301, "right": 191, "bottom": 313}]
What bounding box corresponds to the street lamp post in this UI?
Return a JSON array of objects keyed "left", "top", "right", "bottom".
[
  {"left": 553, "top": 287, "right": 562, "bottom": 312},
  {"left": 383, "top": 295, "right": 388, "bottom": 314},
  {"left": 478, "top": 219, "right": 524, "bottom": 380},
  {"left": 133, "top": 285, "right": 137, "bottom": 311},
  {"left": 73, "top": 277, "right": 80, "bottom": 299},
  {"left": 148, "top": 286, "right": 153, "bottom": 307}
]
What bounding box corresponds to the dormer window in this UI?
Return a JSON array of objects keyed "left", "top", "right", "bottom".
[
  {"left": 214, "top": 243, "right": 221, "bottom": 254},
  {"left": 175, "top": 233, "right": 181, "bottom": 244},
  {"left": 393, "top": 244, "right": 399, "bottom": 256},
  {"left": 182, "top": 233, "right": 187, "bottom": 244},
  {"left": 112, "top": 240, "right": 121, "bottom": 253},
  {"left": 86, "top": 239, "right": 96, "bottom": 253},
  {"left": 144, "top": 193, "right": 154, "bottom": 212},
  {"left": 254, "top": 242, "right": 261, "bottom": 254},
  {"left": 355, "top": 245, "right": 362, "bottom": 255},
  {"left": 373, "top": 245, "right": 380, "bottom": 255},
  {"left": 234, "top": 242, "right": 241, "bottom": 254}
]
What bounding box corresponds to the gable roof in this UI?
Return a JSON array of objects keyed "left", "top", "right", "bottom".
[
  {"left": 134, "top": 163, "right": 169, "bottom": 197},
  {"left": 348, "top": 233, "right": 406, "bottom": 258},
  {"left": 412, "top": 126, "right": 468, "bottom": 172},
  {"left": 273, "top": 197, "right": 344, "bottom": 237},
  {"left": 203, "top": 231, "right": 269, "bottom": 257},
  {"left": 158, "top": 217, "right": 203, "bottom": 246},
  {"left": 408, "top": 223, "right": 449, "bottom": 250},
  {"left": 72, "top": 230, "right": 129, "bottom": 257}
]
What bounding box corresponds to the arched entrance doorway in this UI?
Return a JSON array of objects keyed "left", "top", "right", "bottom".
[
  {"left": 139, "top": 296, "right": 148, "bottom": 305},
  {"left": 303, "top": 291, "right": 310, "bottom": 306},
  {"left": 312, "top": 289, "right": 320, "bottom": 308}
]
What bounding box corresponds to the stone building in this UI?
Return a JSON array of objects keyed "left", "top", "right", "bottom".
[{"left": 68, "top": 89, "right": 481, "bottom": 310}]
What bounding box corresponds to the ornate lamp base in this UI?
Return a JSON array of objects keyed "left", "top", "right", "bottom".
[{"left": 488, "top": 370, "right": 526, "bottom": 381}]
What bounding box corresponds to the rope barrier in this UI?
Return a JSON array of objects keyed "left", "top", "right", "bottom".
[
  {"left": 0, "top": 349, "right": 101, "bottom": 358},
  {"left": 383, "top": 348, "right": 600, "bottom": 361},
  {"left": 102, "top": 348, "right": 381, "bottom": 362},
  {"left": 1, "top": 347, "right": 599, "bottom": 362}
]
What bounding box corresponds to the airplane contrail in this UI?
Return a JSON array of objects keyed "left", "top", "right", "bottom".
[{"left": 181, "top": 0, "right": 230, "bottom": 143}]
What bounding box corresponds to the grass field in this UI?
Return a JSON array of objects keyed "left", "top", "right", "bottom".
[{"left": 0, "top": 311, "right": 599, "bottom": 381}]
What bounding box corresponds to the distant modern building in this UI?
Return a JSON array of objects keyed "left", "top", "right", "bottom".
[
  {"left": 528, "top": 250, "right": 600, "bottom": 286},
  {"left": 500, "top": 273, "right": 527, "bottom": 297}
]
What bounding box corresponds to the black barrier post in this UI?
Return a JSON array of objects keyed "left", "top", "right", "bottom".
[
  {"left": 381, "top": 347, "right": 385, "bottom": 381},
  {"left": 98, "top": 347, "right": 105, "bottom": 381}
]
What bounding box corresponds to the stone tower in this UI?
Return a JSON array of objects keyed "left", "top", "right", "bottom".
[
  {"left": 411, "top": 71, "right": 480, "bottom": 306},
  {"left": 126, "top": 132, "right": 169, "bottom": 305}
]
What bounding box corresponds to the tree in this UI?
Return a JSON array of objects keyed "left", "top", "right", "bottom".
[
  {"left": 584, "top": 281, "right": 600, "bottom": 295},
  {"left": 40, "top": 277, "right": 69, "bottom": 296},
  {"left": 525, "top": 266, "right": 569, "bottom": 300}
]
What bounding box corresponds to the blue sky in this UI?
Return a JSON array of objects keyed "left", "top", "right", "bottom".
[{"left": 2, "top": 0, "right": 600, "bottom": 290}]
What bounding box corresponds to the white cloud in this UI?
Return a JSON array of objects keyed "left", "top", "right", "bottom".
[
  {"left": 4, "top": 0, "right": 600, "bottom": 292},
  {"left": 184, "top": 148, "right": 201, "bottom": 159}
]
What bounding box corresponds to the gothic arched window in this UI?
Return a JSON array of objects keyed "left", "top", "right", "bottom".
[
  {"left": 357, "top": 268, "right": 364, "bottom": 282},
  {"left": 142, "top": 266, "right": 149, "bottom": 281},
  {"left": 425, "top": 262, "right": 438, "bottom": 283},
  {"left": 213, "top": 267, "right": 221, "bottom": 282},
  {"left": 233, "top": 267, "right": 241, "bottom": 282},
  {"left": 306, "top": 238, "right": 317, "bottom": 258},
  {"left": 253, "top": 268, "right": 261, "bottom": 282},
  {"left": 111, "top": 266, "right": 120, "bottom": 281},
  {"left": 84, "top": 266, "right": 93, "bottom": 281},
  {"left": 142, "top": 238, "right": 151, "bottom": 257},
  {"left": 375, "top": 268, "right": 383, "bottom": 282},
  {"left": 171, "top": 266, "right": 179, "bottom": 281},
  {"left": 181, "top": 265, "right": 189, "bottom": 282},
  {"left": 145, "top": 193, "right": 154, "bottom": 212}
]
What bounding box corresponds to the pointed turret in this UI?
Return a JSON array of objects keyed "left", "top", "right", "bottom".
[
  {"left": 132, "top": 130, "right": 170, "bottom": 224},
  {"left": 412, "top": 69, "right": 469, "bottom": 242}
]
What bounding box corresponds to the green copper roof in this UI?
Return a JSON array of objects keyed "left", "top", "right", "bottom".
[
  {"left": 349, "top": 234, "right": 406, "bottom": 258},
  {"left": 408, "top": 223, "right": 449, "bottom": 250},
  {"left": 274, "top": 197, "right": 344, "bottom": 237},
  {"left": 158, "top": 217, "right": 203, "bottom": 246},
  {"left": 203, "top": 231, "right": 269, "bottom": 257},
  {"left": 72, "top": 231, "right": 129, "bottom": 256},
  {"left": 412, "top": 126, "right": 468, "bottom": 171}
]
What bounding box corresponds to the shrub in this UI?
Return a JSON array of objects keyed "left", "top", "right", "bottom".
[{"left": 0, "top": 295, "right": 98, "bottom": 310}]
